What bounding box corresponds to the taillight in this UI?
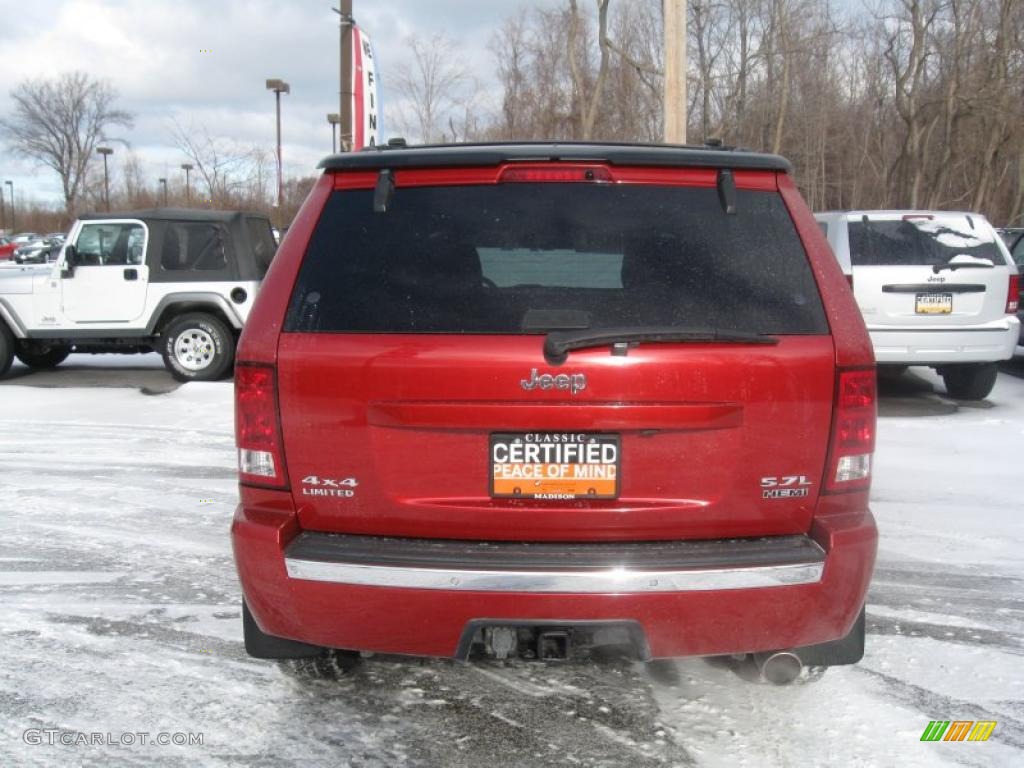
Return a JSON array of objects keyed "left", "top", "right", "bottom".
[
  {"left": 1007, "top": 274, "right": 1020, "bottom": 314},
  {"left": 824, "top": 369, "right": 876, "bottom": 494},
  {"left": 235, "top": 364, "right": 288, "bottom": 488}
]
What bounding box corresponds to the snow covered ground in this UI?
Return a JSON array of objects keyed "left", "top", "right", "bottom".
[{"left": 0, "top": 365, "right": 1021, "bottom": 766}]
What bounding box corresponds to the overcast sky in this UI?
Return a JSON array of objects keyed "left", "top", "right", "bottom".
[{"left": 0, "top": 0, "right": 560, "bottom": 208}]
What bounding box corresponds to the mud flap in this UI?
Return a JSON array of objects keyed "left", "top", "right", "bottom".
[
  {"left": 794, "top": 606, "right": 866, "bottom": 667},
  {"left": 242, "top": 601, "right": 327, "bottom": 659}
]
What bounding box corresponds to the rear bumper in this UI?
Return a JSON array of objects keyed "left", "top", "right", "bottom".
[
  {"left": 233, "top": 503, "right": 877, "bottom": 660},
  {"left": 868, "top": 319, "right": 1018, "bottom": 364}
]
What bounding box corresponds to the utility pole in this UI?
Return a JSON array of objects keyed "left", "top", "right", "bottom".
[
  {"left": 0, "top": 182, "right": 6, "bottom": 232},
  {"left": 333, "top": 1, "right": 355, "bottom": 152},
  {"left": 663, "top": 0, "right": 687, "bottom": 144}
]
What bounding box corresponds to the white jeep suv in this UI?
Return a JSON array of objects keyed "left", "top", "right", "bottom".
[
  {"left": 815, "top": 210, "right": 1019, "bottom": 400},
  {"left": 0, "top": 208, "right": 276, "bottom": 381}
]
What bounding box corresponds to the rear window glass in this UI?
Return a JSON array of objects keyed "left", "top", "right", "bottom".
[
  {"left": 161, "top": 223, "right": 228, "bottom": 271},
  {"left": 286, "top": 184, "right": 828, "bottom": 335},
  {"left": 847, "top": 216, "right": 1005, "bottom": 268}
]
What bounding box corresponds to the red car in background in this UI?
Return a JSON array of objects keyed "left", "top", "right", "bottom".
[
  {"left": 232, "top": 142, "right": 878, "bottom": 684},
  {"left": 0, "top": 237, "right": 17, "bottom": 260},
  {"left": 0, "top": 233, "right": 40, "bottom": 260}
]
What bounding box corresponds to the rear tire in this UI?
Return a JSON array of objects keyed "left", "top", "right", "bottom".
[
  {"left": 15, "top": 343, "right": 70, "bottom": 369},
  {"left": 278, "top": 652, "right": 361, "bottom": 680},
  {"left": 940, "top": 363, "right": 999, "bottom": 401},
  {"left": 161, "top": 312, "right": 235, "bottom": 382},
  {"left": 0, "top": 323, "right": 14, "bottom": 377}
]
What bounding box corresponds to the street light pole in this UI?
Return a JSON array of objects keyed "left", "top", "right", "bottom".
[
  {"left": 180, "top": 164, "right": 194, "bottom": 206},
  {"left": 158, "top": 178, "right": 168, "bottom": 207},
  {"left": 97, "top": 147, "right": 113, "bottom": 211},
  {"left": 327, "top": 113, "right": 340, "bottom": 153},
  {"left": 4, "top": 181, "right": 14, "bottom": 232},
  {"left": 265, "top": 79, "right": 290, "bottom": 215},
  {"left": 332, "top": 1, "right": 355, "bottom": 152}
]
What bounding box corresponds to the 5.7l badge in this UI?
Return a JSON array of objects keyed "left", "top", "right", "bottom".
[{"left": 760, "top": 475, "right": 813, "bottom": 499}]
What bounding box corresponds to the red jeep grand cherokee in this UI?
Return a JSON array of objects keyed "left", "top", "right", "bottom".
[{"left": 232, "top": 142, "right": 877, "bottom": 682}]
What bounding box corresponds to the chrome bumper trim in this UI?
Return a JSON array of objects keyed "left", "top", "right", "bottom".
[{"left": 284, "top": 558, "right": 824, "bottom": 593}]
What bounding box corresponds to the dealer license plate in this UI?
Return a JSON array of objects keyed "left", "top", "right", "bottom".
[
  {"left": 915, "top": 293, "right": 952, "bottom": 314},
  {"left": 490, "top": 433, "right": 620, "bottom": 500}
]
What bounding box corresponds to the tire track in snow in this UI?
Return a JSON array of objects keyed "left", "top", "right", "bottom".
[
  {"left": 854, "top": 666, "right": 1024, "bottom": 750},
  {"left": 326, "top": 658, "right": 696, "bottom": 767},
  {"left": 868, "top": 614, "right": 1024, "bottom": 656}
]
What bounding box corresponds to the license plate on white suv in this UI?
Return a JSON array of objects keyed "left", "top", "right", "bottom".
[{"left": 915, "top": 293, "right": 952, "bottom": 315}]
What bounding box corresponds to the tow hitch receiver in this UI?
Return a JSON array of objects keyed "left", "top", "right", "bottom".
[
  {"left": 537, "top": 630, "right": 570, "bottom": 660},
  {"left": 479, "top": 625, "right": 571, "bottom": 660},
  {"left": 466, "top": 621, "right": 647, "bottom": 661}
]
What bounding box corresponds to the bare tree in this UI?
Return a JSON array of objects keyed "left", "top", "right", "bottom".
[
  {"left": 0, "top": 72, "right": 132, "bottom": 215},
  {"left": 568, "top": 0, "right": 612, "bottom": 139},
  {"left": 490, "top": 6, "right": 578, "bottom": 140},
  {"left": 391, "top": 33, "right": 478, "bottom": 143},
  {"left": 689, "top": 0, "right": 731, "bottom": 140},
  {"left": 605, "top": 0, "right": 665, "bottom": 140},
  {"left": 484, "top": 0, "right": 1023, "bottom": 221},
  {"left": 168, "top": 120, "right": 269, "bottom": 208},
  {"left": 489, "top": 1, "right": 664, "bottom": 142},
  {"left": 969, "top": 0, "right": 1016, "bottom": 212},
  {"left": 882, "top": 0, "right": 942, "bottom": 208},
  {"left": 119, "top": 151, "right": 152, "bottom": 207},
  {"left": 491, "top": 15, "right": 532, "bottom": 138}
]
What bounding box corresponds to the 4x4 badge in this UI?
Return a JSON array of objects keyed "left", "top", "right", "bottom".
[
  {"left": 301, "top": 475, "right": 358, "bottom": 498},
  {"left": 520, "top": 369, "right": 587, "bottom": 395}
]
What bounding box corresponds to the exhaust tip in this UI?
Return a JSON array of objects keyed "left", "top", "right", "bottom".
[{"left": 755, "top": 650, "right": 803, "bottom": 685}]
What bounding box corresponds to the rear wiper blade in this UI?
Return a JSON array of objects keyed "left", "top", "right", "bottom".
[
  {"left": 932, "top": 262, "right": 994, "bottom": 273},
  {"left": 544, "top": 326, "right": 779, "bottom": 364}
]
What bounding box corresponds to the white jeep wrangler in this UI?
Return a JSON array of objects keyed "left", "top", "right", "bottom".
[{"left": 0, "top": 208, "right": 276, "bottom": 381}]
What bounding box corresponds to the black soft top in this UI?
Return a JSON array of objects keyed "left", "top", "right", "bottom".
[
  {"left": 318, "top": 141, "right": 792, "bottom": 173},
  {"left": 75, "top": 208, "right": 274, "bottom": 283},
  {"left": 78, "top": 208, "right": 267, "bottom": 223}
]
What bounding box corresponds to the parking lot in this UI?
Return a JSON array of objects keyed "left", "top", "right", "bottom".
[{"left": 1, "top": 357, "right": 1022, "bottom": 766}]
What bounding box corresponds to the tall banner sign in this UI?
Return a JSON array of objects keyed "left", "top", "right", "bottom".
[{"left": 351, "top": 25, "right": 380, "bottom": 150}]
